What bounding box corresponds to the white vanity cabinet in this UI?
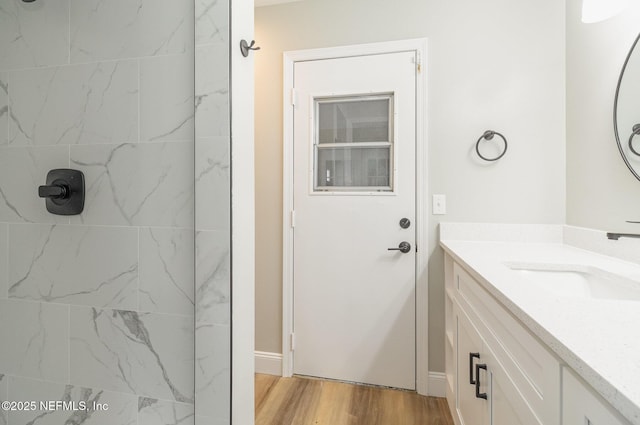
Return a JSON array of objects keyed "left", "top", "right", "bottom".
[
  {"left": 445, "top": 256, "right": 561, "bottom": 425},
  {"left": 455, "top": 304, "right": 541, "bottom": 425},
  {"left": 562, "top": 367, "right": 630, "bottom": 425},
  {"left": 455, "top": 305, "right": 488, "bottom": 425},
  {"left": 444, "top": 253, "right": 635, "bottom": 425}
]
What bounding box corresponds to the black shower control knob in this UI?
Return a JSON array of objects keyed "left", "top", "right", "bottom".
[
  {"left": 38, "top": 184, "right": 69, "bottom": 199},
  {"left": 39, "top": 169, "right": 85, "bottom": 215}
]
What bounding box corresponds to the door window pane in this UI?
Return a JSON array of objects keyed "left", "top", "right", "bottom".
[
  {"left": 317, "top": 97, "right": 392, "bottom": 144},
  {"left": 314, "top": 94, "right": 394, "bottom": 192},
  {"left": 316, "top": 147, "right": 390, "bottom": 189}
]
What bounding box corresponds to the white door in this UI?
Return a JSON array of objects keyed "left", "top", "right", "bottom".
[{"left": 292, "top": 51, "right": 417, "bottom": 389}]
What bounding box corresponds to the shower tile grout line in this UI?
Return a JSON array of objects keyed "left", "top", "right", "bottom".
[
  {"left": 0, "top": 372, "right": 195, "bottom": 407},
  {"left": 0, "top": 295, "right": 195, "bottom": 319},
  {"left": 137, "top": 226, "right": 140, "bottom": 313}
]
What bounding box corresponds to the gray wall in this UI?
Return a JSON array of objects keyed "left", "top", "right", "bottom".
[
  {"left": 255, "top": 0, "right": 566, "bottom": 373},
  {"left": 0, "top": 0, "right": 230, "bottom": 424},
  {"left": 566, "top": 0, "right": 640, "bottom": 231}
]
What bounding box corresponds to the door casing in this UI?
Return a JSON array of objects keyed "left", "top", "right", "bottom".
[{"left": 282, "top": 38, "right": 430, "bottom": 395}]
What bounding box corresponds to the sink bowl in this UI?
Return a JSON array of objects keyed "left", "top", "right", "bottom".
[{"left": 504, "top": 262, "right": 640, "bottom": 301}]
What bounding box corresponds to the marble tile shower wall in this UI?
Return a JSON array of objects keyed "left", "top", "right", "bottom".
[
  {"left": 0, "top": 0, "right": 231, "bottom": 425},
  {"left": 194, "top": 0, "right": 231, "bottom": 424}
]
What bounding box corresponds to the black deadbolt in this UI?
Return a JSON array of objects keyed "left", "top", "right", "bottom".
[
  {"left": 39, "top": 169, "right": 85, "bottom": 215},
  {"left": 399, "top": 218, "right": 411, "bottom": 229}
]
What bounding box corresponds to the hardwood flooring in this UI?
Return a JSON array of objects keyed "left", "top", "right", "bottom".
[{"left": 255, "top": 374, "right": 455, "bottom": 425}]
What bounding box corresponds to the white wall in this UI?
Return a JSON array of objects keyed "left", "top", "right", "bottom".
[
  {"left": 255, "top": 0, "right": 566, "bottom": 373},
  {"left": 566, "top": 0, "right": 640, "bottom": 231}
]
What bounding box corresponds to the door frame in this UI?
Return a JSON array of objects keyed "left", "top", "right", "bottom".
[{"left": 281, "top": 38, "right": 430, "bottom": 395}]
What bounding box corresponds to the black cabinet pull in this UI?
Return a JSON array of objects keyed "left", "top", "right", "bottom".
[
  {"left": 475, "top": 363, "right": 488, "bottom": 399},
  {"left": 469, "top": 352, "right": 480, "bottom": 384}
]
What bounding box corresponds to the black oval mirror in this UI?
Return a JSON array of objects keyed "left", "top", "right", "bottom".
[{"left": 614, "top": 32, "right": 640, "bottom": 181}]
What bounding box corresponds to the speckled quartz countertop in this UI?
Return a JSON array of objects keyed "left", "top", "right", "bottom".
[{"left": 440, "top": 238, "right": 640, "bottom": 425}]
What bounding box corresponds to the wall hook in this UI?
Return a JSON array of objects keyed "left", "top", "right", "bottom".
[{"left": 240, "top": 39, "right": 260, "bottom": 57}]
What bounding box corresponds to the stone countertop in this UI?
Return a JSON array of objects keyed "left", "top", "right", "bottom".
[{"left": 440, "top": 239, "right": 640, "bottom": 425}]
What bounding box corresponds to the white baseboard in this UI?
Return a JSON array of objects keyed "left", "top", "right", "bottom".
[
  {"left": 255, "top": 351, "right": 283, "bottom": 376},
  {"left": 254, "top": 351, "right": 446, "bottom": 397},
  {"left": 427, "top": 371, "right": 446, "bottom": 397}
]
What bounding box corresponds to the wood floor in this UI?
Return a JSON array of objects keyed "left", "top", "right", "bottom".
[{"left": 255, "top": 374, "right": 455, "bottom": 425}]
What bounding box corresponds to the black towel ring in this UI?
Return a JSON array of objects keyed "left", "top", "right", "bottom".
[
  {"left": 628, "top": 124, "right": 640, "bottom": 156},
  {"left": 476, "top": 130, "right": 507, "bottom": 162}
]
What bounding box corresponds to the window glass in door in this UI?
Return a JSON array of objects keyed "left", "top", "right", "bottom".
[{"left": 314, "top": 94, "right": 394, "bottom": 192}]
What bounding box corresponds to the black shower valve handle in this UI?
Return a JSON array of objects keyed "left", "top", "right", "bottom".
[
  {"left": 39, "top": 169, "right": 85, "bottom": 215},
  {"left": 38, "top": 184, "right": 69, "bottom": 199}
]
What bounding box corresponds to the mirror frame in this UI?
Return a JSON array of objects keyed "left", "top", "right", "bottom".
[{"left": 614, "top": 31, "right": 640, "bottom": 181}]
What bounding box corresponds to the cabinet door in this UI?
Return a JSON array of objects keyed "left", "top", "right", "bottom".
[
  {"left": 456, "top": 304, "right": 544, "bottom": 425},
  {"left": 485, "top": 343, "right": 544, "bottom": 425},
  {"left": 456, "top": 308, "right": 489, "bottom": 425},
  {"left": 563, "top": 368, "right": 630, "bottom": 425}
]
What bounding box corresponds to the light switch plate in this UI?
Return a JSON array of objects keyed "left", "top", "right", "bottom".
[{"left": 433, "top": 194, "right": 446, "bottom": 215}]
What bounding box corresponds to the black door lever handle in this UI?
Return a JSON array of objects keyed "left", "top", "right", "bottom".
[{"left": 388, "top": 241, "right": 411, "bottom": 254}]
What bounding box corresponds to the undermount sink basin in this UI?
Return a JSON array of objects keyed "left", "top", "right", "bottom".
[{"left": 504, "top": 262, "right": 640, "bottom": 301}]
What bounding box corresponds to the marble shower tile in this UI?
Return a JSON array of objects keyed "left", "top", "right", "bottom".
[
  {"left": 195, "top": 323, "right": 229, "bottom": 421},
  {"left": 195, "top": 138, "right": 229, "bottom": 231},
  {"left": 0, "top": 224, "right": 6, "bottom": 299},
  {"left": 138, "top": 397, "right": 195, "bottom": 425},
  {"left": 195, "top": 231, "right": 229, "bottom": 325},
  {"left": 0, "top": 146, "right": 69, "bottom": 223},
  {"left": 0, "top": 299, "right": 69, "bottom": 382},
  {"left": 0, "top": 0, "right": 69, "bottom": 70},
  {"left": 70, "top": 0, "right": 194, "bottom": 63},
  {"left": 70, "top": 307, "right": 194, "bottom": 403},
  {"left": 70, "top": 142, "right": 194, "bottom": 227},
  {"left": 8, "top": 60, "right": 138, "bottom": 146},
  {"left": 140, "top": 54, "right": 194, "bottom": 142},
  {"left": 0, "top": 375, "right": 6, "bottom": 425},
  {"left": 0, "top": 73, "right": 7, "bottom": 146},
  {"left": 195, "top": 45, "right": 229, "bottom": 139},
  {"left": 140, "top": 228, "right": 194, "bottom": 315},
  {"left": 8, "top": 224, "right": 138, "bottom": 309},
  {"left": 7, "top": 376, "right": 137, "bottom": 425},
  {"left": 195, "top": 0, "right": 228, "bottom": 46}
]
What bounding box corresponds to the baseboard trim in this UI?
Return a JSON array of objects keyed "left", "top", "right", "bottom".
[
  {"left": 427, "top": 372, "right": 446, "bottom": 397},
  {"left": 255, "top": 351, "right": 283, "bottom": 376},
  {"left": 254, "top": 351, "right": 446, "bottom": 398}
]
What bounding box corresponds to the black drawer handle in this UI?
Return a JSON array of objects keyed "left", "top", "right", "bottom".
[
  {"left": 475, "top": 363, "right": 488, "bottom": 400},
  {"left": 469, "top": 352, "right": 480, "bottom": 384}
]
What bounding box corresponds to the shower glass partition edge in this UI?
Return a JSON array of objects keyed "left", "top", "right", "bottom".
[{"left": 0, "top": 1, "right": 231, "bottom": 425}]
